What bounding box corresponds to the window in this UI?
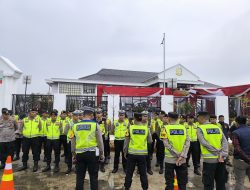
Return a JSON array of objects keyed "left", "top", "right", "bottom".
[
  {"left": 83, "top": 84, "right": 95, "bottom": 94},
  {"left": 59, "top": 83, "right": 82, "bottom": 95}
]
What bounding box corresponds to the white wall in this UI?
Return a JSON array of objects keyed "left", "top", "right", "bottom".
[
  {"left": 53, "top": 94, "right": 66, "bottom": 112},
  {"left": 0, "top": 76, "right": 20, "bottom": 111},
  {"left": 107, "top": 94, "right": 120, "bottom": 123},
  {"left": 161, "top": 95, "right": 174, "bottom": 113},
  {"left": 215, "top": 96, "right": 229, "bottom": 124}
]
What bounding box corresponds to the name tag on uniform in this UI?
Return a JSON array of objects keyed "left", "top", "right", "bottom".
[
  {"left": 77, "top": 124, "right": 91, "bottom": 131},
  {"left": 206, "top": 128, "right": 220, "bottom": 134},
  {"left": 132, "top": 129, "right": 145, "bottom": 135},
  {"left": 170, "top": 129, "right": 184, "bottom": 135}
]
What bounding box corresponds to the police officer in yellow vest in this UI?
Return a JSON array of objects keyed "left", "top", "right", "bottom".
[
  {"left": 141, "top": 111, "right": 153, "bottom": 175},
  {"left": 71, "top": 107, "right": 104, "bottom": 190},
  {"left": 65, "top": 110, "right": 81, "bottom": 174},
  {"left": 155, "top": 110, "right": 166, "bottom": 174},
  {"left": 42, "top": 111, "right": 62, "bottom": 173},
  {"left": 60, "top": 110, "right": 70, "bottom": 163},
  {"left": 103, "top": 111, "right": 111, "bottom": 162},
  {"left": 185, "top": 114, "right": 201, "bottom": 175},
  {"left": 150, "top": 112, "right": 159, "bottom": 159},
  {"left": 111, "top": 110, "right": 129, "bottom": 173},
  {"left": 161, "top": 112, "right": 190, "bottom": 190},
  {"left": 197, "top": 111, "right": 228, "bottom": 190},
  {"left": 18, "top": 108, "right": 42, "bottom": 172},
  {"left": 123, "top": 111, "right": 152, "bottom": 190},
  {"left": 95, "top": 108, "right": 108, "bottom": 173},
  {"left": 39, "top": 110, "right": 49, "bottom": 162}
]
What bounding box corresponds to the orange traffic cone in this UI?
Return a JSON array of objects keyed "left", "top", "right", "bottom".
[
  {"left": 174, "top": 173, "right": 179, "bottom": 190},
  {"left": 0, "top": 156, "right": 14, "bottom": 190}
]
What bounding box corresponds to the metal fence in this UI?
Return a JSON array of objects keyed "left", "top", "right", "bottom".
[
  {"left": 229, "top": 97, "right": 250, "bottom": 117},
  {"left": 174, "top": 97, "right": 215, "bottom": 115},
  {"left": 120, "top": 96, "right": 161, "bottom": 117},
  {"left": 66, "top": 95, "right": 108, "bottom": 111},
  {"left": 12, "top": 94, "right": 54, "bottom": 115}
]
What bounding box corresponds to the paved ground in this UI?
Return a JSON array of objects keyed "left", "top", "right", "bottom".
[{"left": 1, "top": 153, "right": 250, "bottom": 190}]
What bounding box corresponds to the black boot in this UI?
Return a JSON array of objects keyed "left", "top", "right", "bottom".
[
  {"left": 65, "top": 166, "right": 72, "bottom": 174},
  {"left": 159, "top": 167, "right": 163, "bottom": 174},
  {"left": 194, "top": 168, "right": 201, "bottom": 176},
  {"left": 147, "top": 169, "right": 153, "bottom": 175},
  {"left": 54, "top": 164, "right": 59, "bottom": 173},
  {"left": 100, "top": 164, "right": 105, "bottom": 173},
  {"left": 42, "top": 164, "right": 51, "bottom": 172},
  {"left": 112, "top": 168, "right": 118, "bottom": 173},
  {"left": 33, "top": 161, "right": 38, "bottom": 172},
  {"left": 17, "top": 162, "right": 28, "bottom": 171}
]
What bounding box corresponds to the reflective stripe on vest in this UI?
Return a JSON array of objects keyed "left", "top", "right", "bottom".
[
  {"left": 128, "top": 124, "right": 148, "bottom": 155},
  {"left": 23, "top": 118, "right": 40, "bottom": 138},
  {"left": 114, "top": 120, "right": 128, "bottom": 140},
  {"left": 164, "top": 124, "right": 187, "bottom": 158},
  {"left": 199, "top": 124, "right": 222, "bottom": 159},
  {"left": 73, "top": 121, "right": 97, "bottom": 153},
  {"left": 46, "top": 121, "right": 61, "bottom": 140}
]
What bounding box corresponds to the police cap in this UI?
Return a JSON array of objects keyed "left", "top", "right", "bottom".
[
  {"left": 118, "top": 110, "right": 126, "bottom": 115},
  {"left": 50, "top": 111, "right": 58, "bottom": 116},
  {"left": 210, "top": 114, "right": 217, "bottom": 119},
  {"left": 197, "top": 111, "right": 209, "bottom": 117},
  {"left": 168, "top": 112, "right": 178, "bottom": 119}
]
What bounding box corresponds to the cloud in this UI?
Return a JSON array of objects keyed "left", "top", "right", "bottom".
[{"left": 0, "top": 0, "right": 249, "bottom": 93}]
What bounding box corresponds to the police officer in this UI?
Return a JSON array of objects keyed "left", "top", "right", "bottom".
[
  {"left": 39, "top": 110, "right": 49, "bottom": 162},
  {"left": 112, "top": 110, "right": 129, "bottom": 173},
  {"left": 60, "top": 111, "right": 69, "bottom": 162},
  {"left": 197, "top": 111, "right": 228, "bottom": 190},
  {"left": 155, "top": 110, "right": 165, "bottom": 174},
  {"left": 71, "top": 107, "right": 104, "bottom": 190},
  {"left": 18, "top": 108, "right": 41, "bottom": 172},
  {"left": 103, "top": 111, "right": 111, "bottom": 162},
  {"left": 150, "top": 112, "right": 159, "bottom": 159},
  {"left": 124, "top": 111, "right": 152, "bottom": 190},
  {"left": 185, "top": 114, "right": 201, "bottom": 175},
  {"left": 0, "top": 109, "right": 17, "bottom": 169},
  {"left": 65, "top": 110, "right": 80, "bottom": 174},
  {"left": 95, "top": 108, "right": 107, "bottom": 172},
  {"left": 42, "top": 111, "right": 62, "bottom": 173},
  {"left": 13, "top": 113, "right": 25, "bottom": 161},
  {"left": 161, "top": 112, "right": 190, "bottom": 190},
  {"left": 141, "top": 111, "right": 153, "bottom": 175}
]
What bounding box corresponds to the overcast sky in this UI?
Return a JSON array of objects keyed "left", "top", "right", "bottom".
[{"left": 0, "top": 0, "right": 249, "bottom": 93}]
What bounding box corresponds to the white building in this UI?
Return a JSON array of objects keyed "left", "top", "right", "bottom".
[
  {"left": 46, "top": 64, "right": 220, "bottom": 96},
  {"left": 0, "top": 56, "right": 22, "bottom": 111}
]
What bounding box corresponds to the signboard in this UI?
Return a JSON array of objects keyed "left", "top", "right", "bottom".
[
  {"left": 0, "top": 70, "right": 3, "bottom": 85},
  {"left": 23, "top": 75, "right": 32, "bottom": 84}
]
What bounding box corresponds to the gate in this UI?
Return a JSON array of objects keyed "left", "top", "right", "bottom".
[
  {"left": 66, "top": 96, "right": 108, "bottom": 111},
  {"left": 12, "top": 94, "right": 54, "bottom": 115},
  {"left": 120, "top": 96, "right": 161, "bottom": 118}
]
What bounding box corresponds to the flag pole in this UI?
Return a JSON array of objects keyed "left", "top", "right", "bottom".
[{"left": 162, "top": 33, "right": 166, "bottom": 95}]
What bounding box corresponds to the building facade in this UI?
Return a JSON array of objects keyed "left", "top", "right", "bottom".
[{"left": 46, "top": 64, "right": 220, "bottom": 96}]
